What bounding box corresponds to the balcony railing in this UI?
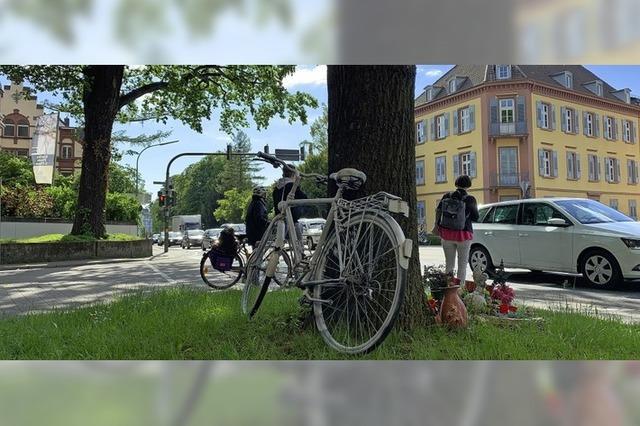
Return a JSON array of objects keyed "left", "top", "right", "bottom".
[
  {"left": 489, "top": 172, "right": 529, "bottom": 188},
  {"left": 489, "top": 121, "right": 527, "bottom": 137}
]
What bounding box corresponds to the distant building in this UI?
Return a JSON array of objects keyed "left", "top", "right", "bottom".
[{"left": 0, "top": 82, "right": 83, "bottom": 176}]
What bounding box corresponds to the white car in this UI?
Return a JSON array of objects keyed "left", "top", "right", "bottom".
[
  {"left": 469, "top": 198, "right": 640, "bottom": 289},
  {"left": 299, "top": 218, "right": 326, "bottom": 250}
]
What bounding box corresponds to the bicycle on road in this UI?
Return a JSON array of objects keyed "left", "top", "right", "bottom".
[{"left": 243, "top": 152, "right": 412, "bottom": 354}]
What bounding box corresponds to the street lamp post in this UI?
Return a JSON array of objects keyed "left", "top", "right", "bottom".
[{"left": 134, "top": 139, "right": 179, "bottom": 201}]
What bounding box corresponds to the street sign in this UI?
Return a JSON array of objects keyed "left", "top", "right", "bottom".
[
  {"left": 153, "top": 181, "right": 166, "bottom": 185},
  {"left": 275, "top": 149, "right": 301, "bottom": 161}
]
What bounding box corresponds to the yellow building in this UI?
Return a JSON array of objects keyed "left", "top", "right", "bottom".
[
  {"left": 0, "top": 82, "right": 83, "bottom": 176},
  {"left": 415, "top": 65, "right": 640, "bottom": 230}
]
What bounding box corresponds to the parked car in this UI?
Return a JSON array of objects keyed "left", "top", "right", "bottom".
[
  {"left": 201, "top": 228, "right": 223, "bottom": 250},
  {"left": 157, "top": 233, "right": 164, "bottom": 246},
  {"left": 470, "top": 197, "right": 640, "bottom": 289},
  {"left": 221, "top": 223, "right": 246, "bottom": 236},
  {"left": 299, "top": 218, "right": 326, "bottom": 250},
  {"left": 181, "top": 229, "right": 204, "bottom": 249},
  {"left": 152, "top": 233, "right": 160, "bottom": 244}
]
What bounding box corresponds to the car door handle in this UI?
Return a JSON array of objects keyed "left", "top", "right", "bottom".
[
  {"left": 518, "top": 233, "right": 529, "bottom": 237},
  {"left": 484, "top": 231, "right": 494, "bottom": 236}
]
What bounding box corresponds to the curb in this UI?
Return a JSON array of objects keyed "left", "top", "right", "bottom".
[{"left": 0, "top": 256, "right": 154, "bottom": 271}]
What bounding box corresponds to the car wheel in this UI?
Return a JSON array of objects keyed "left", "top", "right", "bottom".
[
  {"left": 469, "top": 245, "right": 495, "bottom": 276},
  {"left": 187, "top": 241, "right": 191, "bottom": 249},
  {"left": 202, "top": 243, "right": 206, "bottom": 251},
  {"left": 580, "top": 250, "right": 622, "bottom": 289}
]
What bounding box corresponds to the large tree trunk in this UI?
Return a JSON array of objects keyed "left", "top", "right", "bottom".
[
  {"left": 327, "top": 65, "right": 428, "bottom": 329},
  {"left": 71, "top": 66, "right": 124, "bottom": 237}
]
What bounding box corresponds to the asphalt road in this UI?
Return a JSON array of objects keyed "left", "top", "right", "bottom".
[{"left": 1, "top": 244, "right": 639, "bottom": 322}]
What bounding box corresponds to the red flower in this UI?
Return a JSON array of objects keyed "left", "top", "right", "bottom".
[{"left": 499, "top": 304, "right": 509, "bottom": 314}]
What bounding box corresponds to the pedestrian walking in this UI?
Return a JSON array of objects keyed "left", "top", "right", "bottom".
[{"left": 434, "top": 175, "right": 479, "bottom": 282}]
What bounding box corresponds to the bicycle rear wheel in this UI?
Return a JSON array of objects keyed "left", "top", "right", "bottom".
[
  {"left": 313, "top": 213, "right": 407, "bottom": 354},
  {"left": 200, "top": 253, "right": 244, "bottom": 290},
  {"left": 242, "top": 222, "right": 292, "bottom": 317}
]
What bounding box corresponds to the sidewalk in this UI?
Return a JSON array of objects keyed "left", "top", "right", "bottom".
[{"left": 0, "top": 256, "right": 153, "bottom": 271}]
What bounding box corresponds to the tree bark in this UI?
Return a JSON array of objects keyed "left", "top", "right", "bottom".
[
  {"left": 71, "top": 66, "right": 124, "bottom": 237},
  {"left": 327, "top": 65, "right": 428, "bottom": 329}
]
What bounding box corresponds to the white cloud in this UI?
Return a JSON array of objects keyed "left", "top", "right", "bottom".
[
  {"left": 283, "top": 65, "right": 327, "bottom": 88},
  {"left": 425, "top": 69, "right": 444, "bottom": 78}
]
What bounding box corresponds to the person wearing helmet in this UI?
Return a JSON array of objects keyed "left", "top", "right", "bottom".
[{"left": 245, "top": 186, "right": 270, "bottom": 248}]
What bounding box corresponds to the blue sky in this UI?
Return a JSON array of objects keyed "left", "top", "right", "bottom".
[{"left": 3, "top": 65, "right": 638, "bottom": 200}]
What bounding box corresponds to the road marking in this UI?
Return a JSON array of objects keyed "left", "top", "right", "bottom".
[{"left": 147, "top": 263, "right": 178, "bottom": 285}]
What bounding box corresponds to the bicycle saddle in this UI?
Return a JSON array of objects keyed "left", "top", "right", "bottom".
[{"left": 330, "top": 168, "right": 367, "bottom": 190}]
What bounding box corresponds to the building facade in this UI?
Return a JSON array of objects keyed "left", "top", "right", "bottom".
[
  {"left": 0, "top": 82, "right": 83, "bottom": 176},
  {"left": 415, "top": 65, "right": 640, "bottom": 230}
]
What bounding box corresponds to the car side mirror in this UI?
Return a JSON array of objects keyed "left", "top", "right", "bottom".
[{"left": 547, "top": 218, "right": 569, "bottom": 227}]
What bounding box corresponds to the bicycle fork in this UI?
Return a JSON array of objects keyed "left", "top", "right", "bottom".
[{"left": 265, "top": 221, "right": 287, "bottom": 278}]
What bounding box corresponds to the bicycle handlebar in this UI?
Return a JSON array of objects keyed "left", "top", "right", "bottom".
[{"left": 255, "top": 152, "right": 328, "bottom": 185}]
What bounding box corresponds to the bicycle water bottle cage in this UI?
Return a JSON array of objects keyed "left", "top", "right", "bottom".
[{"left": 330, "top": 168, "right": 367, "bottom": 190}]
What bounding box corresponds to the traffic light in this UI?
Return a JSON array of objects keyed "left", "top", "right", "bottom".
[
  {"left": 157, "top": 190, "right": 166, "bottom": 206},
  {"left": 168, "top": 189, "right": 177, "bottom": 206}
]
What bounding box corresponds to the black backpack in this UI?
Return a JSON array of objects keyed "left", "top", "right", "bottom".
[{"left": 437, "top": 193, "right": 468, "bottom": 231}]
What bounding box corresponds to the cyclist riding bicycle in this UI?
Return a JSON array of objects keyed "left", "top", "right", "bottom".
[
  {"left": 245, "top": 186, "right": 270, "bottom": 249},
  {"left": 273, "top": 166, "right": 308, "bottom": 244}
]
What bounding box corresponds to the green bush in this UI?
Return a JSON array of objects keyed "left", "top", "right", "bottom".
[
  {"left": 44, "top": 185, "right": 77, "bottom": 219},
  {"left": 106, "top": 193, "right": 140, "bottom": 222}
]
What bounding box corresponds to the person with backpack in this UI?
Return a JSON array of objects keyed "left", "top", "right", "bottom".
[
  {"left": 434, "top": 175, "right": 479, "bottom": 283},
  {"left": 272, "top": 166, "right": 308, "bottom": 245},
  {"left": 245, "top": 186, "right": 270, "bottom": 249}
]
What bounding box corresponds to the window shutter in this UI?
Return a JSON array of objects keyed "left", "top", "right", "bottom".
[
  {"left": 566, "top": 151, "right": 572, "bottom": 178},
  {"left": 552, "top": 150, "right": 558, "bottom": 177},
  {"left": 635, "top": 161, "right": 639, "bottom": 184},
  {"left": 628, "top": 159, "right": 633, "bottom": 184},
  {"left": 536, "top": 101, "right": 543, "bottom": 128},
  {"left": 576, "top": 154, "right": 581, "bottom": 179},
  {"left": 583, "top": 112, "right": 588, "bottom": 136},
  {"left": 422, "top": 120, "right": 427, "bottom": 142},
  {"left": 453, "top": 155, "right": 460, "bottom": 178},
  {"left": 470, "top": 152, "right": 477, "bottom": 178},
  {"left": 633, "top": 122, "right": 637, "bottom": 144},
  {"left": 588, "top": 155, "right": 595, "bottom": 181},
  {"left": 594, "top": 114, "right": 600, "bottom": 138},
  {"left": 574, "top": 109, "right": 579, "bottom": 134},
  {"left": 550, "top": 104, "right": 557, "bottom": 130},
  {"left": 616, "top": 159, "right": 621, "bottom": 183},
  {"left": 538, "top": 149, "right": 545, "bottom": 176},
  {"left": 490, "top": 98, "right": 498, "bottom": 124},
  {"left": 429, "top": 117, "right": 435, "bottom": 141},
  {"left": 596, "top": 157, "right": 601, "bottom": 181},
  {"left": 444, "top": 112, "right": 450, "bottom": 138},
  {"left": 453, "top": 110, "right": 459, "bottom": 135},
  {"left": 604, "top": 157, "right": 609, "bottom": 182},
  {"left": 561, "top": 107, "right": 567, "bottom": 132},
  {"left": 469, "top": 105, "right": 476, "bottom": 131},
  {"left": 614, "top": 119, "right": 619, "bottom": 141},
  {"left": 516, "top": 96, "right": 525, "bottom": 125}
]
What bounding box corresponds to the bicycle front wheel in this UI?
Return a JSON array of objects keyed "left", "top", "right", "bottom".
[
  {"left": 242, "top": 222, "right": 292, "bottom": 317},
  {"left": 313, "top": 213, "right": 407, "bottom": 354},
  {"left": 200, "top": 253, "right": 244, "bottom": 290}
]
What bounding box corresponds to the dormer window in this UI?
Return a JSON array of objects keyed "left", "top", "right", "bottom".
[
  {"left": 584, "top": 80, "right": 604, "bottom": 97},
  {"left": 596, "top": 81, "right": 603, "bottom": 97},
  {"left": 496, "top": 65, "right": 511, "bottom": 80},
  {"left": 448, "top": 79, "right": 457, "bottom": 93},
  {"left": 551, "top": 71, "right": 573, "bottom": 89},
  {"left": 425, "top": 86, "right": 433, "bottom": 102},
  {"left": 566, "top": 72, "right": 573, "bottom": 89}
]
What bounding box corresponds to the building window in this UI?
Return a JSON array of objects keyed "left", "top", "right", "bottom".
[
  {"left": 499, "top": 99, "right": 514, "bottom": 123},
  {"left": 448, "top": 79, "right": 456, "bottom": 93},
  {"left": 610, "top": 199, "right": 619, "bottom": 210},
  {"left": 605, "top": 157, "right": 619, "bottom": 183},
  {"left": 459, "top": 107, "right": 471, "bottom": 133},
  {"left": 61, "top": 145, "right": 72, "bottom": 159},
  {"left": 567, "top": 152, "right": 580, "bottom": 180},
  {"left": 566, "top": 72, "right": 573, "bottom": 89},
  {"left": 596, "top": 81, "right": 603, "bottom": 97},
  {"left": 496, "top": 65, "right": 511, "bottom": 79},
  {"left": 416, "top": 160, "right": 425, "bottom": 185},
  {"left": 605, "top": 116, "right": 614, "bottom": 139},
  {"left": 436, "top": 114, "right": 446, "bottom": 139},
  {"left": 3, "top": 120, "right": 15, "bottom": 137},
  {"left": 585, "top": 113, "right": 594, "bottom": 136},
  {"left": 623, "top": 120, "right": 632, "bottom": 143},
  {"left": 588, "top": 154, "right": 600, "bottom": 182},
  {"left": 565, "top": 108, "right": 573, "bottom": 133},
  {"left": 435, "top": 156, "right": 447, "bottom": 183},
  {"left": 426, "top": 87, "right": 433, "bottom": 102},
  {"left": 629, "top": 200, "right": 637, "bottom": 220},
  {"left": 417, "top": 201, "right": 426, "bottom": 225},
  {"left": 540, "top": 103, "right": 550, "bottom": 129},
  {"left": 17, "top": 123, "right": 29, "bottom": 138},
  {"left": 627, "top": 159, "right": 638, "bottom": 184},
  {"left": 541, "top": 150, "right": 552, "bottom": 177},
  {"left": 416, "top": 121, "right": 425, "bottom": 144},
  {"left": 460, "top": 152, "right": 472, "bottom": 176},
  {"left": 60, "top": 170, "right": 73, "bottom": 177},
  {"left": 499, "top": 147, "right": 518, "bottom": 186}
]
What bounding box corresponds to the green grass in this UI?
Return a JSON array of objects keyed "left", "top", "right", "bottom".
[
  {"left": 0, "top": 233, "right": 141, "bottom": 243},
  {"left": 0, "top": 287, "right": 637, "bottom": 360}
]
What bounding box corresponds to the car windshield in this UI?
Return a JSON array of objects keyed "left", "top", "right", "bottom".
[
  {"left": 555, "top": 199, "right": 633, "bottom": 224},
  {"left": 308, "top": 223, "right": 324, "bottom": 230},
  {"left": 190, "top": 230, "right": 204, "bottom": 236},
  {"left": 170, "top": 232, "right": 182, "bottom": 237}
]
